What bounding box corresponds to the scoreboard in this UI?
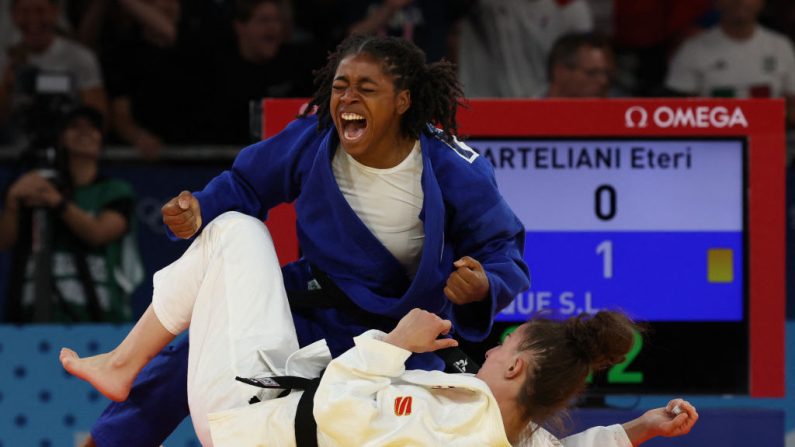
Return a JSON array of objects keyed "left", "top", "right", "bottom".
[
  {"left": 472, "top": 138, "right": 746, "bottom": 323},
  {"left": 453, "top": 99, "right": 783, "bottom": 397}
]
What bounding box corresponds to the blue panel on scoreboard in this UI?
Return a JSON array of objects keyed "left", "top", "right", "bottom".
[{"left": 496, "top": 231, "right": 744, "bottom": 322}]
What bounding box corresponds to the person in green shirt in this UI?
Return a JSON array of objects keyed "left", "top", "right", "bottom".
[{"left": 0, "top": 105, "right": 142, "bottom": 322}]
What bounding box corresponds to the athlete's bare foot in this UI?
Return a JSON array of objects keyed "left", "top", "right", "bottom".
[{"left": 60, "top": 348, "right": 136, "bottom": 402}]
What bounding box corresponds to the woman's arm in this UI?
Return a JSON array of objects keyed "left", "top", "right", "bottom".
[
  {"left": 619, "top": 399, "right": 698, "bottom": 446},
  {"left": 314, "top": 310, "right": 466, "bottom": 444},
  {"left": 440, "top": 143, "right": 530, "bottom": 340},
  {"left": 117, "top": 0, "right": 177, "bottom": 46},
  {"left": 554, "top": 399, "right": 699, "bottom": 447},
  {"left": 313, "top": 330, "right": 414, "bottom": 445},
  {"left": 8, "top": 174, "right": 130, "bottom": 248},
  {"left": 165, "top": 117, "right": 317, "bottom": 240},
  {"left": 60, "top": 203, "right": 128, "bottom": 248}
]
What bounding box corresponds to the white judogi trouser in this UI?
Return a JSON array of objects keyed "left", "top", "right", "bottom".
[{"left": 150, "top": 212, "right": 300, "bottom": 446}]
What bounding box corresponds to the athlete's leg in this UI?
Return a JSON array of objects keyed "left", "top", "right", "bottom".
[
  {"left": 62, "top": 211, "right": 299, "bottom": 445},
  {"left": 175, "top": 212, "right": 299, "bottom": 445},
  {"left": 90, "top": 336, "right": 191, "bottom": 447},
  {"left": 60, "top": 304, "right": 174, "bottom": 401}
]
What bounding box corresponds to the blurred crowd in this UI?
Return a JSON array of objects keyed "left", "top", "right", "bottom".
[{"left": 0, "top": 0, "right": 793, "bottom": 158}]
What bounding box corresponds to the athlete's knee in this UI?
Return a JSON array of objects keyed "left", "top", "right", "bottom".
[
  {"left": 212, "top": 211, "right": 264, "bottom": 228},
  {"left": 207, "top": 212, "right": 270, "bottom": 238},
  {"left": 203, "top": 212, "right": 274, "bottom": 253}
]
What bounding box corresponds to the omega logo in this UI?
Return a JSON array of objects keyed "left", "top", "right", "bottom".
[
  {"left": 624, "top": 106, "right": 748, "bottom": 129},
  {"left": 624, "top": 106, "right": 648, "bottom": 128}
]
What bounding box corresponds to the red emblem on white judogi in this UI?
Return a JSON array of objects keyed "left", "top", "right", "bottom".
[{"left": 394, "top": 396, "right": 412, "bottom": 416}]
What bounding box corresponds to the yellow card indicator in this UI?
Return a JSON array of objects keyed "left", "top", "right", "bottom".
[{"left": 707, "top": 248, "right": 734, "bottom": 283}]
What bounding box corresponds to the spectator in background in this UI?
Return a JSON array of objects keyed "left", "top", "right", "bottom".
[
  {"left": 546, "top": 32, "right": 615, "bottom": 98},
  {"left": 0, "top": 0, "right": 78, "bottom": 69},
  {"left": 612, "top": 0, "right": 715, "bottom": 96},
  {"left": 342, "top": 0, "right": 467, "bottom": 63},
  {"left": 73, "top": 0, "right": 235, "bottom": 64},
  {"left": 69, "top": 0, "right": 138, "bottom": 58},
  {"left": 665, "top": 0, "right": 795, "bottom": 127},
  {"left": 102, "top": 0, "right": 217, "bottom": 158},
  {"left": 0, "top": 0, "right": 108, "bottom": 137},
  {"left": 291, "top": 0, "right": 346, "bottom": 54},
  {"left": 0, "top": 106, "right": 142, "bottom": 323},
  {"left": 457, "top": 0, "right": 593, "bottom": 98},
  {"left": 207, "top": 0, "right": 322, "bottom": 145},
  {"left": 236, "top": 0, "right": 464, "bottom": 64}
]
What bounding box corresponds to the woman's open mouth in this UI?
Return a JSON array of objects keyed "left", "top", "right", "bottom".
[{"left": 340, "top": 112, "right": 368, "bottom": 142}]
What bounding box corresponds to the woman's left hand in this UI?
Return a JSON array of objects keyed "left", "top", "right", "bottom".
[
  {"left": 15, "top": 174, "right": 62, "bottom": 208},
  {"left": 383, "top": 308, "right": 458, "bottom": 353},
  {"left": 36, "top": 182, "right": 63, "bottom": 208},
  {"left": 444, "top": 256, "right": 490, "bottom": 305},
  {"left": 621, "top": 398, "right": 699, "bottom": 446}
]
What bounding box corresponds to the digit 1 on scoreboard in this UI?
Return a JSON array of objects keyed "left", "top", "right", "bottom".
[{"left": 596, "top": 240, "right": 613, "bottom": 279}]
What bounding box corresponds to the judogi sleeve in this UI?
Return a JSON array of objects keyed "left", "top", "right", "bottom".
[
  {"left": 559, "top": 425, "right": 632, "bottom": 447},
  {"left": 521, "top": 425, "right": 632, "bottom": 447},
  {"left": 313, "top": 330, "right": 508, "bottom": 445},
  {"left": 438, "top": 139, "right": 530, "bottom": 341},
  {"left": 166, "top": 117, "right": 318, "bottom": 240},
  {"left": 313, "top": 330, "right": 412, "bottom": 444}
]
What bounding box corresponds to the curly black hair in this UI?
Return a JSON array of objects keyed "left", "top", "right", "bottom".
[{"left": 301, "top": 34, "right": 466, "bottom": 142}]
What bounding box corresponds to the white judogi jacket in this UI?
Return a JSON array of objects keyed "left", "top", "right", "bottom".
[{"left": 208, "top": 330, "right": 633, "bottom": 447}]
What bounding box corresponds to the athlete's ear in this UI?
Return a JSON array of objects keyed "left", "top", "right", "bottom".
[
  {"left": 396, "top": 89, "right": 411, "bottom": 115},
  {"left": 505, "top": 357, "right": 525, "bottom": 380}
]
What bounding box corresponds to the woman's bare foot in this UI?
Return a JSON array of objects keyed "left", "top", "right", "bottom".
[{"left": 59, "top": 348, "right": 137, "bottom": 402}]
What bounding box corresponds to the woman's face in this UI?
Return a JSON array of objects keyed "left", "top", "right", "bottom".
[
  {"left": 235, "top": 1, "right": 284, "bottom": 61},
  {"left": 12, "top": 0, "right": 58, "bottom": 51},
  {"left": 330, "top": 53, "right": 410, "bottom": 167},
  {"left": 62, "top": 117, "right": 102, "bottom": 159},
  {"left": 476, "top": 324, "right": 529, "bottom": 384}
]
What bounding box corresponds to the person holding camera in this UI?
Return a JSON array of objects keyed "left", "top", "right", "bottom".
[
  {"left": 0, "top": 0, "right": 108, "bottom": 136},
  {"left": 0, "top": 105, "right": 142, "bottom": 323}
]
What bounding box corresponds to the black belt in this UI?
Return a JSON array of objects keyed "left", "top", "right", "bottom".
[
  {"left": 287, "top": 266, "right": 480, "bottom": 374},
  {"left": 236, "top": 373, "right": 324, "bottom": 447},
  {"left": 286, "top": 265, "right": 361, "bottom": 310},
  {"left": 237, "top": 348, "right": 480, "bottom": 446},
  {"left": 237, "top": 350, "right": 479, "bottom": 447}
]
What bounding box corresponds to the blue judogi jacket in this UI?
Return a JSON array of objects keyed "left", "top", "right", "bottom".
[
  {"left": 93, "top": 116, "right": 529, "bottom": 446},
  {"left": 195, "top": 115, "right": 528, "bottom": 364}
]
